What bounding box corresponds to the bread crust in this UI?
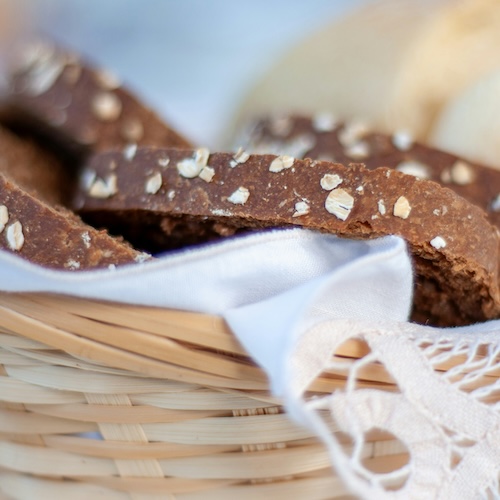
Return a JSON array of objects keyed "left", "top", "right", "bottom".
[{"left": 239, "top": 114, "right": 500, "bottom": 229}]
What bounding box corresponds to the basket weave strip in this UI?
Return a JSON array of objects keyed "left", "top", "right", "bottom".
[
  {"left": 0, "top": 407, "right": 95, "bottom": 434},
  {"left": 0, "top": 469, "right": 360, "bottom": 499},
  {"left": 25, "top": 403, "right": 227, "bottom": 424},
  {"left": 0, "top": 439, "right": 406, "bottom": 480},
  {"left": 43, "top": 435, "right": 240, "bottom": 459}
]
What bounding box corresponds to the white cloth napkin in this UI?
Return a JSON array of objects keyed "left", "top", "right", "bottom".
[{"left": 0, "top": 228, "right": 413, "bottom": 317}]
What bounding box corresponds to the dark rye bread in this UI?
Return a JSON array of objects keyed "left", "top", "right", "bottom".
[
  {"left": 0, "top": 173, "right": 149, "bottom": 269},
  {"left": 0, "top": 124, "right": 148, "bottom": 269},
  {"left": 237, "top": 114, "right": 500, "bottom": 229},
  {"left": 0, "top": 39, "right": 192, "bottom": 159},
  {"left": 74, "top": 147, "right": 500, "bottom": 326}
]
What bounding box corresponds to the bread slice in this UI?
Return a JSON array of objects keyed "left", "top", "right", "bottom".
[
  {"left": 0, "top": 126, "right": 148, "bottom": 269},
  {"left": 74, "top": 147, "right": 500, "bottom": 326},
  {"left": 0, "top": 173, "right": 149, "bottom": 269},
  {"left": 237, "top": 114, "right": 500, "bottom": 230},
  {"left": 0, "top": 39, "right": 192, "bottom": 159}
]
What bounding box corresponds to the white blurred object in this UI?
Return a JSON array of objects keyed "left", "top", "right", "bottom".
[
  {"left": 430, "top": 70, "right": 500, "bottom": 170},
  {"left": 228, "top": 0, "right": 500, "bottom": 145}
]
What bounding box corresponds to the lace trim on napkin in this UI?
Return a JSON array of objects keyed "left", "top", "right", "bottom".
[{"left": 283, "top": 319, "right": 500, "bottom": 499}]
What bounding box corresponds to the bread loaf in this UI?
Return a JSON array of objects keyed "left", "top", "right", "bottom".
[
  {"left": 74, "top": 147, "right": 500, "bottom": 326},
  {"left": 238, "top": 114, "right": 500, "bottom": 230}
]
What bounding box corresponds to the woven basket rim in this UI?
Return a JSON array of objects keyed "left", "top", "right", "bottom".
[{"left": 0, "top": 291, "right": 414, "bottom": 498}]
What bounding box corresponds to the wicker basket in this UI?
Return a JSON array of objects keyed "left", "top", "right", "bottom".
[{"left": 0, "top": 291, "right": 408, "bottom": 499}]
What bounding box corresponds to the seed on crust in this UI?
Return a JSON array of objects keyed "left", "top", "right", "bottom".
[
  {"left": 81, "top": 231, "right": 91, "bottom": 248},
  {"left": 91, "top": 91, "right": 122, "bottom": 121},
  {"left": 228, "top": 186, "right": 250, "bottom": 205},
  {"left": 177, "top": 148, "right": 210, "bottom": 178},
  {"left": 0, "top": 205, "right": 8, "bottom": 233},
  {"left": 145, "top": 172, "right": 162, "bottom": 194},
  {"left": 378, "top": 199, "right": 386, "bottom": 215},
  {"left": 338, "top": 121, "right": 369, "bottom": 147},
  {"left": 6, "top": 221, "right": 24, "bottom": 251},
  {"left": 21, "top": 47, "right": 66, "bottom": 96},
  {"left": 393, "top": 196, "right": 412, "bottom": 219},
  {"left": 177, "top": 157, "right": 202, "bottom": 178},
  {"left": 325, "top": 188, "right": 354, "bottom": 221},
  {"left": 199, "top": 166, "right": 215, "bottom": 182},
  {"left": 345, "top": 141, "right": 369, "bottom": 159},
  {"left": 392, "top": 130, "right": 413, "bottom": 151},
  {"left": 230, "top": 147, "right": 250, "bottom": 167},
  {"left": 123, "top": 143, "right": 138, "bottom": 161},
  {"left": 450, "top": 160, "right": 475, "bottom": 185},
  {"left": 65, "top": 259, "right": 81, "bottom": 270},
  {"left": 88, "top": 174, "right": 118, "bottom": 198},
  {"left": 134, "top": 252, "right": 151, "bottom": 263},
  {"left": 396, "top": 160, "right": 430, "bottom": 179},
  {"left": 430, "top": 236, "right": 446, "bottom": 249},
  {"left": 293, "top": 200, "right": 310, "bottom": 217},
  {"left": 320, "top": 173, "right": 342, "bottom": 191},
  {"left": 194, "top": 147, "right": 210, "bottom": 168},
  {"left": 158, "top": 156, "right": 170, "bottom": 168},
  {"left": 491, "top": 194, "right": 500, "bottom": 212},
  {"left": 269, "top": 155, "right": 295, "bottom": 173}
]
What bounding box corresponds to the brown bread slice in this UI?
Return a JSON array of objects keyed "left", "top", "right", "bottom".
[
  {"left": 236, "top": 114, "right": 500, "bottom": 229},
  {"left": 74, "top": 147, "right": 500, "bottom": 326},
  {"left": 0, "top": 125, "right": 148, "bottom": 269},
  {"left": 0, "top": 39, "right": 192, "bottom": 159},
  {"left": 0, "top": 173, "right": 149, "bottom": 269}
]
